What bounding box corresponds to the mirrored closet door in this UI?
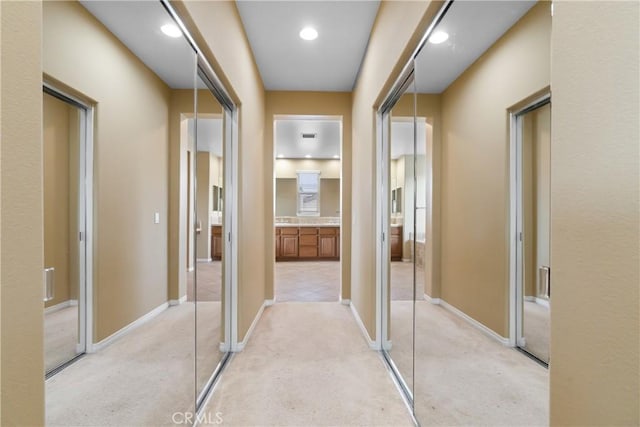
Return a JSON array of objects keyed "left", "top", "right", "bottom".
[{"left": 43, "top": 1, "right": 235, "bottom": 424}]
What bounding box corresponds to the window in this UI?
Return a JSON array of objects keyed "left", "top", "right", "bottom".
[{"left": 297, "top": 171, "right": 320, "bottom": 216}]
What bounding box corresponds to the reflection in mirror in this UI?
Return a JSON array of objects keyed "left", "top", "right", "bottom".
[
  {"left": 518, "top": 101, "right": 551, "bottom": 365},
  {"left": 43, "top": 1, "right": 200, "bottom": 424},
  {"left": 192, "top": 78, "right": 226, "bottom": 406},
  {"left": 43, "top": 91, "right": 84, "bottom": 375},
  {"left": 411, "top": 1, "right": 551, "bottom": 425},
  {"left": 386, "top": 83, "right": 416, "bottom": 401}
]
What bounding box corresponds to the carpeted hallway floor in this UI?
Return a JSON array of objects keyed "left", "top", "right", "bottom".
[{"left": 199, "top": 302, "right": 413, "bottom": 426}]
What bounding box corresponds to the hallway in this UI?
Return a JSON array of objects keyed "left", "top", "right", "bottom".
[{"left": 200, "top": 302, "right": 412, "bottom": 426}]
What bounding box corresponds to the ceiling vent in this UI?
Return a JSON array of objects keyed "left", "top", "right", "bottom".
[{"left": 301, "top": 133, "right": 317, "bottom": 139}]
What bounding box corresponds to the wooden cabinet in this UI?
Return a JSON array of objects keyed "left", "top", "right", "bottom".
[
  {"left": 211, "top": 225, "right": 223, "bottom": 260},
  {"left": 390, "top": 225, "right": 403, "bottom": 261},
  {"left": 318, "top": 227, "right": 337, "bottom": 258},
  {"left": 275, "top": 226, "right": 340, "bottom": 261}
]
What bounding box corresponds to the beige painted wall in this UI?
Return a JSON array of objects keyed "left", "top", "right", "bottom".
[
  {"left": 550, "top": 1, "right": 639, "bottom": 424},
  {"left": 523, "top": 103, "right": 551, "bottom": 298},
  {"left": 351, "top": 0, "right": 442, "bottom": 338},
  {"left": 43, "top": 93, "right": 77, "bottom": 308},
  {"left": 275, "top": 158, "right": 341, "bottom": 179},
  {"left": 321, "top": 179, "right": 340, "bottom": 217},
  {"left": 196, "top": 152, "right": 212, "bottom": 260},
  {"left": 0, "top": 1, "right": 44, "bottom": 424},
  {"left": 177, "top": 0, "right": 267, "bottom": 341},
  {"left": 43, "top": 1, "right": 171, "bottom": 341},
  {"left": 265, "top": 91, "right": 352, "bottom": 301},
  {"left": 438, "top": 2, "right": 551, "bottom": 337}
]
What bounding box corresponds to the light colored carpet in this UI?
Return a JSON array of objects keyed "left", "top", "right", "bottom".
[
  {"left": 187, "top": 260, "right": 222, "bottom": 302},
  {"left": 46, "top": 302, "right": 223, "bottom": 426},
  {"left": 275, "top": 261, "right": 340, "bottom": 302},
  {"left": 391, "top": 300, "right": 549, "bottom": 426},
  {"left": 45, "top": 304, "right": 80, "bottom": 373},
  {"left": 523, "top": 300, "right": 550, "bottom": 363},
  {"left": 199, "top": 302, "right": 413, "bottom": 426},
  {"left": 390, "top": 261, "right": 425, "bottom": 301}
]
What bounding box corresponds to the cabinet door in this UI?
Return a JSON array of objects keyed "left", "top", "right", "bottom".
[
  {"left": 390, "top": 234, "right": 402, "bottom": 260},
  {"left": 281, "top": 235, "right": 299, "bottom": 258},
  {"left": 275, "top": 235, "right": 281, "bottom": 259},
  {"left": 319, "top": 235, "right": 336, "bottom": 258},
  {"left": 212, "top": 226, "right": 223, "bottom": 260}
]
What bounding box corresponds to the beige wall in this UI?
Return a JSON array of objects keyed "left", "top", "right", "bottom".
[
  {"left": 177, "top": 0, "right": 267, "bottom": 341},
  {"left": 351, "top": 0, "right": 442, "bottom": 338},
  {"left": 43, "top": 93, "right": 72, "bottom": 307},
  {"left": 275, "top": 158, "right": 341, "bottom": 179},
  {"left": 550, "top": 1, "right": 639, "bottom": 425},
  {"left": 439, "top": 2, "right": 551, "bottom": 336},
  {"left": 196, "top": 152, "right": 212, "bottom": 260},
  {"left": 44, "top": 1, "right": 171, "bottom": 341},
  {"left": 523, "top": 103, "right": 551, "bottom": 298},
  {"left": 264, "top": 91, "right": 352, "bottom": 301},
  {"left": 0, "top": 1, "right": 44, "bottom": 424},
  {"left": 321, "top": 179, "right": 340, "bottom": 217}
]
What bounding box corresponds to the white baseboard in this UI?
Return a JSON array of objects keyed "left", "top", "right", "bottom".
[
  {"left": 424, "top": 294, "right": 441, "bottom": 305},
  {"left": 382, "top": 339, "right": 392, "bottom": 351},
  {"left": 535, "top": 297, "right": 550, "bottom": 308},
  {"left": 264, "top": 299, "right": 275, "bottom": 307},
  {"left": 219, "top": 342, "right": 230, "bottom": 352},
  {"left": 169, "top": 295, "right": 188, "bottom": 306},
  {"left": 88, "top": 302, "right": 168, "bottom": 353},
  {"left": 197, "top": 258, "right": 212, "bottom": 263},
  {"left": 340, "top": 298, "right": 351, "bottom": 305},
  {"left": 437, "top": 299, "right": 510, "bottom": 346},
  {"left": 234, "top": 299, "right": 269, "bottom": 351},
  {"left": 348, "top": 302, "right": 377, "bottom": 350},
  {"left": 45, "top": 299, "right": 77, "bottom": 314},
  {"left": 525, "top": 296, "right": 536, "bottom": 302},
  {"left": 188, "top": 267, "right": 195, "bottom": 272}
]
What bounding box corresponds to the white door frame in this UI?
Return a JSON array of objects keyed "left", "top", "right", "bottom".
[
  {"left": 43, "top": 82, "right": 94, "bottom": 361},
  {"left": 508, "top": 92, "right": 551, "bottom": 347}
]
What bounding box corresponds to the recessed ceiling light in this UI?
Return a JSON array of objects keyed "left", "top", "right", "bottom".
[
  {"left": 299, "top": 27, "right": 318, "bottom": 41},
  {"left": 305, "top": 154, "right": 312, "bottom": 159},
  {"left": 333, "top": 155, "right": 340, "bottom": 159},
  {"left": 161, "top": 23, "right": 182, "bottom": 38},
  {"left": 429, "top": 31, "right": 449, "bottom": 44}
]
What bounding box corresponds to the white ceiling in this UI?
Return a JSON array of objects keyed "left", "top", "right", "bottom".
[
  {"left": 414, "top": 1, "right": 536, "bottom": 93},
  {"left": 189, "top": 118, "right": 223, "bottom": 156},
  {"left": 80, "top": 1, "right": 206, "bottom": 89},
  {"left": 275, "top": 118, "right": 341, "bottom": 159},
  {"left": 236, "top": 0, "right": 380, "bottom": 91},
  {"left": 391, "top": 120, "right": 430, "bottom": 160}
]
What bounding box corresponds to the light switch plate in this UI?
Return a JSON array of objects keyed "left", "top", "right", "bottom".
[{"left": 154, "top": 212, "right": 160, "bottom": 224}]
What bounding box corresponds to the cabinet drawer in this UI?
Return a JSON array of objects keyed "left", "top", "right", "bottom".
[
  {"left": 281, "top": 227, "right": 299, "bottom": 235},
  {"left": 275, "top": 228, "right": 281, "bottom": 235},
  {"left": 299, "top": 227, "right": 318, "bottom": 235},
  {"left": 299, "top": 235, "right": 317, "bottom": 246},
  {"left": 319, "top": 227, "right": 337, "bottom": 235},
  {"left": 299, "top": 246, "right": 318, "bottom": 257},
  {"left": 390, "top": 226, "right": 403, "bottom": 235}
]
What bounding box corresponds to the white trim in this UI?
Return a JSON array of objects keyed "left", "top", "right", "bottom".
[
  {"left": 340, "top": 298, "right": 351, "bottom": 306},
  {"left": 349, "top": 302, "right": 377, "bottom": 350},
  {"left": 197, "top": 258, "right": 212, "bottom": 263},
  {"left": 87, "top": 302, "right": 168, "bottom": 353},
  {"left": 438, "top": 299, "right": 510, "bottom": 346},
  {"left": 169, "top": 295, "right": 187, "bottom": 306},
  {"left": 44, "top": 300, "right": 76, "bottom": 314},
  {"left": 423, "top": 294, "right": 441, "bottom": 305},
  {"left": 228, "top": 108, "right": 239, "bottom": 353},
  {"left": 234, "top": 299, "right": 269, "bottom": 352},
  {"left": 525, "top": 296, "right": 550, "bottom": 309},
  {"left": 535, "top": 297, "right": 550, "bottom": 308},
  {"left": 188, "top": 267, "right": 195, "bottom": 272},
  {"left": 264, "top": 299, "right": 275, "bottom": 307}
]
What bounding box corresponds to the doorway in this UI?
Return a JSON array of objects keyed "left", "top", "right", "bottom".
[
  {"left": 42, "top": 84, "right": 92, "bottom": 377},
  {"left": 273, "top": 115, "right": 343, "bottom": 302},
  {"left": 512, "top": 95, "right": 552, "bottom": 366}
]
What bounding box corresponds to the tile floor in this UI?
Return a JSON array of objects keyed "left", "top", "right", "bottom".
[{"left": 275, "top": 261, "right": 340, "bottom": 302}]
